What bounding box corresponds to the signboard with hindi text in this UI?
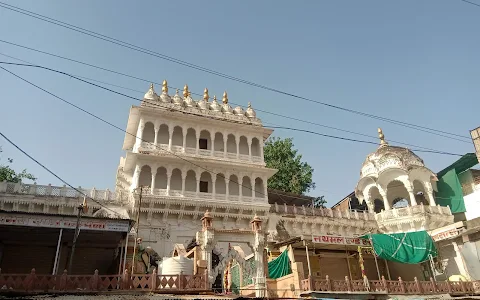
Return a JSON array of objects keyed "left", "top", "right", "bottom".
[{"left": 312, "top": 235, "right": 371, "bottom": 246}]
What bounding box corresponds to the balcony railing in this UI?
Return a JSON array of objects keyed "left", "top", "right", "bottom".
[
  {"left": 138, "top": 143, "right": 263, "bottom": 164},
  {"left": 0, "top": 182, "right": 129, "bottom": 203},
  {"left": 140, "top": 188, "right": 267, "bottom": 203},
  {"left": 376, "top": 204, "right": 452, "bottom": 223},
  {"left": 270, "top": 203, "right": 376, "bottom": 221}
]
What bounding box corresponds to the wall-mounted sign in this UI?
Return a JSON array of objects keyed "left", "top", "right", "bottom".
[
  {"left": 431, "top": 229, "right": 459, "bottom": 242},
  {"left": 313, "top": 235, "right": 371, "bottom": 246},
  {"left": 0, "top": 213, "right": 129, "bottom": 232}
]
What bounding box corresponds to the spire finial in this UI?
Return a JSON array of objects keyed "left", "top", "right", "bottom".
[
  {"left": 175, "top": 89, "right": 179, "bottom": 95},
  {"left": 149, "top": 83, "right": 154, "bottom": 90},
  {"left": 378, "top": 128, "right": 388, "bottom": 146},
  {"left": 222, "top": 91, "right": 228, "bottom": 104},
  {"left": 162, "top": 80, "right": 168, "bottom": 93},
  {"left": 213, "top": 95, "right": 217, "bottom": 102},
  {"left": 203, "top": 88, "right": 209, "bottom": 101},
  {"left": 183, "top": 84, "right": 189, "bottom": 98},
  {"left": 248, "top": 102, "right": 252, "bottom": 108}
]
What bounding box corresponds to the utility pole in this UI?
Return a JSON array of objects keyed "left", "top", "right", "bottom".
[
  {"left": 67, "top": 196, "right": 87, "bottom": 274},
  {"left": 131, "top": 186, "right": 143, "bottom": 275}
]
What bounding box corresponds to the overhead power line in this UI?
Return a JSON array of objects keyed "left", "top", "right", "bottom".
[
  {"left": 0, "top": 61, "right": 465, "bottom": 157},
  {"left": 0, "top": 51, "right": 470, "bottom": 153},
  {"left": 460, "top": 0, "right": 480, "bottom": 8},
  {"left": 0, "top": 2, "right": 471, "bottom": 142},
  {"left": 0, "top": 131, "right": 126, "bottom": 219},
  {"left": 1, "top": 66, "right": 379, "bottom": 231}
]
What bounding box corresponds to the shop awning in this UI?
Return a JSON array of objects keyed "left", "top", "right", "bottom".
[{"left": 361, "top": 231, "right": 437, "bottom": 264}]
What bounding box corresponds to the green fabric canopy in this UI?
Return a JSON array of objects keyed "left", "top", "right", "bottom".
[
  {"left": 268, "top": 249, "right": 292, "bottom": 279},
  {"left": 362, "top": 231, "right": 437, "bottom": 264}
]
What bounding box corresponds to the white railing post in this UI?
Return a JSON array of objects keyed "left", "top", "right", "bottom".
[
  {"left": 0, "top": 181, "right": 7, "bottom": 193},
  {"left": 46, "top": 184, "right": 52, "bottom": 196},
  {"left": 61, "top": 185, "right": 67, "bottom": 197},
  {"left": 91, "top": 187, "right": 97, "bottom": 200}
]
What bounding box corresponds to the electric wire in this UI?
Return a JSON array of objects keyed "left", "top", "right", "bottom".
[
  {"left": 0, "top": 5, "right": 471, "bottom": 142},
  {"left": 460, "top": 0, "right": 480, "bottom": 8},
  {"left": 0, "top": 60, "right": 465, "bottom": 156},
  {"left": 0, "top": 131, "right": 128, "bottom": 219},
  {"left": 0, "top": 65, "right": 379, "bottom": 232}
]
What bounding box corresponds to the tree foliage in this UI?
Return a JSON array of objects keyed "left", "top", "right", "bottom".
[
  {"left": 264, "top": 137, "right": 316, "bottom": 195},
  {"left": 0, "top": 147, "right": 36, "bottom": 183},
  {"left": 311, "top": 195, "right": 327, "bottom": 208}
]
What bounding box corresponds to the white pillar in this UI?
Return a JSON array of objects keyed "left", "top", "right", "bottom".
[
  {"left": 135, "top": 119, "right": 145, "bottom": 151},
  {"left": 196, "top": 172, "right": 201, "bottom": 197},
  {"left": 151, "top": 168, "right": 157, "bottom": 195},
  {"left": 166, "top": 169, "right": 172, "bottom": 196},
  {"left": 168, "top": 127, "right": 173, "bottom": 151},
  {"left": 250, "top": 177, "right": 255, "bottom": 200},
  {"left": 132, "top": 164, "right": 141, "bottom": 191},
  {"left": 181, "top": 172, "right": 187, "bottom": 196},
  {"left": 239, "top": 174, "right": 243, "bottom": 200},
  {"left": 405, "top": 182, "right": 418, "bottom": 206},
  {"left": 154, "top": 125, "right": 159, "bottom": 146},
  {"left": 52, "top": 228, "right": 63, "bottom": 275},
  {"left": 223, "top": 134, "right": 228, "bottom": 158},
  {"left": 225, "top": 176, "right": 230, "bottom": 200},
  {"left": 236, "top": 135, "right": 240, "bottom": 159},
  {"left": 210, "top": 132, "right": 215, "bottom": 156},
  {"left": 379, "top": 189, "right": 391, "bottom": 210},
  {"left": 425, "top": 182, "right": 437, "bottom": 206},
  {"left": 182, "top": 128, "right": 187, "bottom": 153},
  {"left": 195, "top": 130, "right": 200, "bottom": 155},
  {"left": 263, "top": 177, "right": 268, "bottom": 199},
  {"left": 247, "top": 137, "right": 252, "bottom": 161},
  {"left": 212, "top": 174, "right": 216, "bottom": 199},
  {"left": 260, "top": 137, "right": 264, "bottom": 162}
]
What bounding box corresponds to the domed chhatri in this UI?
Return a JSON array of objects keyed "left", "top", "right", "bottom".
[
  {"left": 183, "top": 84, "right": 196, "bottom": 108},
  {"left": 245, "top": 102, "right": 256, "bottom": 118},
  {"left": 221, "top": 91, "right": 233, "bottom": 114},
  {"left": 159, "top": 79, "right": 172, "bottom": 103},
  {"left": 355, "top": 128, "right": 437, "bottom": 214},
  {"left": 233, "top": 106, "right": 245, "bottom": 115},
  {"left": 144, "top": 83, "right": 158, "bottom": 101},
  {"left": 172, "top": 89, "right": 184, "bottom": 106}
]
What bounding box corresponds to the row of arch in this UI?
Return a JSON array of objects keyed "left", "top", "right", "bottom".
[
  {"left": 140, "top": 122, "right": 262, "bottom": 157},
  {"left": 136, "top": 165, "right": 267, "bottom": 198},
  {"left": 364, "top": 179, "right": 435, "bottom": 213}
]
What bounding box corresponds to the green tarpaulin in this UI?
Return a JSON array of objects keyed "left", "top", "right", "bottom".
[
  {"left": 436, "top": 169, "right": 466, "bottom": 213},
  {"left": 268, "top": 249, "right": 292, "bottom": 279},
  {"left": 362, "top": 231, "right": 437, "bottom": 264}
]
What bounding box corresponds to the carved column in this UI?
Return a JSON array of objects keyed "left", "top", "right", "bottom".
[
  {"left": 132, "top": 164, "right": 141, "bottom": 191},
  {"left": 250, "top": 176, "right": 255, "bottom": 201},
  {"left": 181, "top": 170, "right": 187, "bottom": 196},
  {"left": 182, "top": 128, "right": 187, "bottom": 153},
  {"left": 166, "top": 169, "right": 172, "bottom": 196},
  {"left": 239, "top": 174, "right": 243, "bottom": 200},
  {"left": 236, "top": 135, "right": 240, "bottom": 159},
  {"left": 260, "top": 137, "right": 264, "bottom": 162},
  {"left": 195, "top": 130, "right": 200, "bottom": 155},
  {"left": 197, "top": 211, "right": 215, "bottom": 288},
  {"left": 247, "top": 137, "right": 252, "bottom": 161},
  {"left": 223, "top": 132, "right": 228, "bottom": 159},
  {"left": 225, "top": 177, "right": 230, "bottom": 200},
  {"left": 153, "top": 124, "right": 159, "bottom": 146},
  {"left": 379, "top": 188, "right": 391, "bottom": 210},
  {"left": 405, "top": 182, "right": 418, "bottom": 206},
  {"left": 251, "top": 216, "right": 266, "bottom": 298},
  {"left": 196, "top": 171, "right": 201, "bottom": 197},
  {"left": 212, "top": 174, "right": 217, "bottom": 199},
  {"left": 263, "top": 177, "right": 268, "bottom": 200},
  {"left": 150, "top": 167, "right": 157, "bottom": 195},
  {"left": 135, "top": 119, "right": 145, "bottom": 151},
  {"left": 168, "top": 126, "right": 173, "bottom": 151},
  {"left": 210, "top": 132, "right": 215, "bottom": 156},
  {"left": 424, "top": 182, "right": 437, "bottom": 206}
]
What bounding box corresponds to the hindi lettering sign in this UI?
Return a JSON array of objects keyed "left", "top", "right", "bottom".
[
  {"left": 0, "top": 213, "right": 129, "bottom": 232},
  {"left": 431, "top": 229, "right": 459, "bottom": 242},
  {"left": 313, "top": 235, "right": 371, "bottom": 246}
]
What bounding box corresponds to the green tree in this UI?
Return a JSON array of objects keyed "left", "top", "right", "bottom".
[
  {"left": 0, "top": 147, "right": 36, "bottom": 183},
  {"left": 264, "top": 137, "right": 316, "bottom": 195}
]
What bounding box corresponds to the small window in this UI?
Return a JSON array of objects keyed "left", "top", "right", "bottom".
[
  {"left": 199, "top": 138, "right": 208, "bottom": 150},
  {"left": 200, "top": 181, "right": 209, "bottom": 193}
]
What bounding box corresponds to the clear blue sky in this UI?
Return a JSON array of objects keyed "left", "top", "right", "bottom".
[{"left": 0, "top": 0, "right": 479, "bottom": 206}]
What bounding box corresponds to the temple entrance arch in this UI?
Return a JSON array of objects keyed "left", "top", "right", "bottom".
[{"left": 196, "top": 211, "right": 266, "bottom": 298}]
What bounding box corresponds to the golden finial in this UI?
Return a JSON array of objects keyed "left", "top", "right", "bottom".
[
  {"left": 162, "top": 80, "right": 168, "bottom": 93},
  {"left": 183, "top": 84, "right": 189, "bottom": 98},
  {"left": 222, "top": 91, "right": 228, "bottom": 104},
  {"left": 203, "top": 88, "right": 209, "bottom": 101},
  {"left": 378, "top": 128, "right": 388, "bottom": 146}
]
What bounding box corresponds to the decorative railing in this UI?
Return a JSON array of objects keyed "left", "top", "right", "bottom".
[
  {"left": 376, "top": 204, "right": 452, "bottom": 222},
  {"left": 0, "top": 182, "right": 129, "bottom": 203},
  {"left": 0, "top": 269, "right": 207, "bottom": 293},
  {"left": 138, "top": 189, "right": 266, "bottom": 203},
  {"left": 138, "top": 142, "right": 263, "bottom": 164},
  {"left": 301, "top": 275, "right": 478, "bottom": 296},
  {"left": 271, "top": 203, "right": 376, "bottom": 221}
]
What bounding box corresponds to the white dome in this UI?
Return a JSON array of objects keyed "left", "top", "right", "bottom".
[
  {"left": 222, "top": 103, "right": 233, "bottom": 114},
  {"left": 245, "top": 102, "right": 256, "bottom": 118},
  {"left": 172, "top": 90, "right": 183, "bottom": 106},
  {"left": 197, "top": 99, "right": 208, "bottom": 110},
  {"left": 144, "top": 84, "right": 158, "bottom": 101},
  {"left": 184, "top": 96, "right": 196, "bottom": 108},
  {"left": 161, "top": 256, "right": 194, "bottom": 276},
  {"left": 210, "top": 96, "right": 221, "bottom": 112},
  {"left": 160, "top": 93, "right": 171, "bottom": 103},
  {"left": 233, "top": 106, "right": 245, "bottom": 115}
]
